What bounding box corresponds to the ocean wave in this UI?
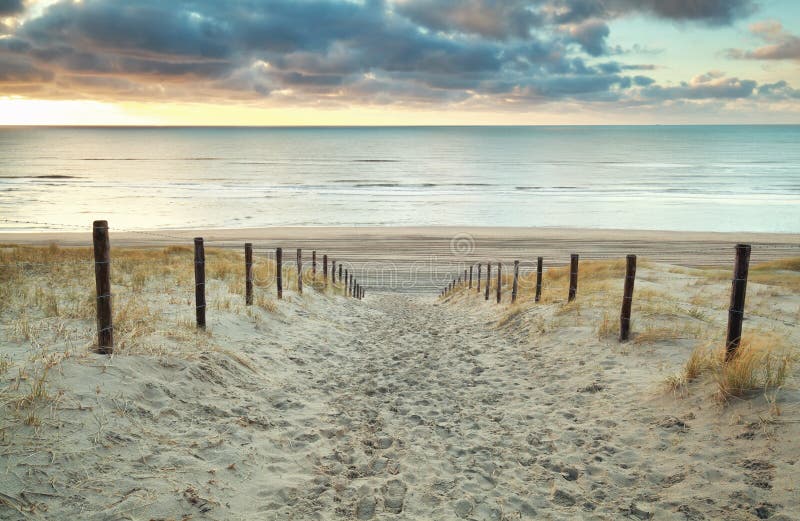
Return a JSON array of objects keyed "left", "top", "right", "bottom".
[{"left": 1, "top": 175, "right": 80, "bottom": 179}]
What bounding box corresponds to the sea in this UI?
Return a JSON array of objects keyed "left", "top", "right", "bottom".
[{"left": 1, "top": 125, "right": 798, "bottom": 233}]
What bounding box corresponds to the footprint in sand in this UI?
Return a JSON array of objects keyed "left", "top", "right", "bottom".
[
  {"left": 382, "top": 479, "right": 407, "bottom": 513},
  {"left": 356, "top": 496, "right": 377, "bottom": 519}
]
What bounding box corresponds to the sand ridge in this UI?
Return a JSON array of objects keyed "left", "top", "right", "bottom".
[{"left": 1, "top": 284, "right": 797, "bottom": 520}]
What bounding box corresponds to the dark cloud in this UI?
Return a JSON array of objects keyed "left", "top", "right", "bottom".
[
  {"left": 757, "top": 81, "right": 800, "bottom": 100},
  {"left": 726, "top": 21, "right": 800, "bottom": 61},
  {"left": 555, "top": 0, "right": 756, "bottom": 25},
  {"left": 567, "top": 20, "right": 610, "bottom": 56},
  {"left": 392, "top": 0, "right": 542, "bottom": 39},
  {"left": 0, "top": 55, "right": 53, "bottom": 82},
  {"left": 0, "top": 0, "right": 24, "bottom": 16},
  {"left": 641, "top": 72, "right": 756, "bottom": 100}
]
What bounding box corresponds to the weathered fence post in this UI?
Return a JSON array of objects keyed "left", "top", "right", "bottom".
[
  {"left": 245, "top": 243, "right": 253, "bottom": 306},
  {"left": 312, "top": 251, "right": 317, "bottom": 278},
  {"left": 276, "top": 247, "right": 283, "bottom": 299},
  {"left": 92, "top": 220, "right": 113, "bottom": 353},
  {"left": 725, "top": 244, "right": 751, "bottom": 361},
  {"left": 535, "top": 256, "right": 543, "bottom": 303},
  {"left": 469, "top": 265, "right": 473, "bottom": 289},
  {"left": 194, "top": 237, "right": 206, "bottom": 329},
  {"left": 568, "top": 254, "right": 579, "bottom": 302},
  {"left": 477, "top": 263, "right": 482, "bottom": 293},
  {"left": 485, "top": 263, "right": 491, "bottom": 301},
  {"left": 496, "top": 262, "right": 502, "bottom": 304},
  {"left": 339, "top": 264, "right": 343, "bottom": 285},
  {"left": 345, "top": 269, "right": 349, "bottom": 296},
  {"left": 296, "top": 248, "right": 303, "bottom": 294},
  {"left": 511, "top": 260, "right": 519, "bottom": 304},
  {"left": 323, "top": 254, "right": 328, "bottom": 284},
  {"left": 332, "top": 260, "right": 336, "bottom": 283},
  {"left": 464, "top": 269, "right": 467, "bottom": 288},
  {"left": 619, "top": 255, "right": 636, "bottom": 342}
]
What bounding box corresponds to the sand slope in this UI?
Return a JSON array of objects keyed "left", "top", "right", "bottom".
[{"left": 1, "top": 278, "right": 798, "bottom": 520}]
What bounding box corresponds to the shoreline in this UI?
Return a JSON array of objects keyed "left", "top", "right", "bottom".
[{"left": 2, "top": 225, "right": 799, "bottom": 244}]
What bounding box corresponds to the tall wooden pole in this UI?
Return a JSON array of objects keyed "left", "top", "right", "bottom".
[
  {"left": 485, "top": 263, "right": 491, "bottom": 301},
  {"left": 496, "top": 262, "right": 502, "bottom": 304},
  {"left": 312, "top": 250, "right": 317, "bottom": 278},
  {"left": 93, "top": 220, "right": 113, "bottom": 353},
  {"left": 535, "top": 256, "right": 543, "bottom": 303},
  {"left": 568, "top": 254, "right": 579, "bottom": 302},
  {"left": 276, "top": 247, "right": 283, "bottom": 299},
  {"left": 725, "top": 244, "right": 751, "bottom": 361},
  {"left": 296, "top": 248, "right": 303, "bottom": 294},
  {"left": 245, "top": 243, "right": 253, "bottom": 306},
  {"left": 194, "top": 238, "right": 206, "bottom": 329},
  {"left": 619, "top": 255, "right": 636, "bottom": 342},
  {"left": 511, "top": 260, "right": 519, "bottom": 304}
]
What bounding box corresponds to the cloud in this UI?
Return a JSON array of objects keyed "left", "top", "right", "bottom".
[
  {"left": 0, "top": 0, "right": 792, "bottom": 114},
  {"left": 641, "top": 72, "right": 756, "bottom": 100},
  {"left": 757, "top": 80, "right": 800, "bottom": 100},
  {"left": 0, "top": 0, "right": 24, "bottom": 16},
  {"left": 392, "top": 0, "right": 542, "bottom": 40},
  {"left": 727, "top": 21, "right": 800, "bottom": 61},
  {"left": 555, "top": 0, "right": 756, "bottom": 25},
  {"left": 567, "top": 19, "right": 610, "bottom": 56}
]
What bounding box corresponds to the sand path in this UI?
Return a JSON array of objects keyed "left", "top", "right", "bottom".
[
  {"left": 2, "top": 288, "right": 794, "bottom": 520},
  {"left": 264, "top": 292, "right": 793, "bottom": 520}
]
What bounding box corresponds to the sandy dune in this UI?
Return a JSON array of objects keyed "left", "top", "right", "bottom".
[{"left": 0, "top": 235, "right": 798, "bottom": 520}]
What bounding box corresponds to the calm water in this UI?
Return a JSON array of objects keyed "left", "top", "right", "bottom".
[{"left": 1, "top": 126, "right": 798, "bottom": 233}]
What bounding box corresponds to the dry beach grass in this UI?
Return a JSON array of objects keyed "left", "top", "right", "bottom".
[{"left": 0, "top": 242, "right": 798, "bottom": 520}]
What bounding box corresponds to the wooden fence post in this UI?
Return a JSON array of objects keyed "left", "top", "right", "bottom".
[
  {"left": 296, "top": 248, "right": 303, "bottom": 294},
  {"left": 339, "top": 264, "right": 343, "bottom": 285},
  {"left": 619, "top": 255, "right": 636, "bottom": 342},
  {"left": 469, "top": 265, "right": 473, "bottom": 288},
  {"left": 511, "top": 260, "right": 519, "bottom": 304},
  {"left": 345, "top": 269, "right": 349, "bottom": 296},
  {"left": 276, "top": 247, "right": 283, "bottom": 299},
  {"left": 245, "top": 243, "right": 253, "bottom": 306},
  {"left": 485, "top": 263, "right": 491, "bottom": 301},
  {"left": 725, "top": 244, "right": 751, "bottom": 361},
  {"left": 477, "top": 264, "right": 482, "bottom": 293},
  {"left": 312, "top": 250, "right": 317, "bottom": 278},
  {"left": 568, "top": 254, "right": 579, "bottom": 302},
  {"left": 496, "top": 262, "right": 502, "bottom": 304},
  {"left": 463, "top": 269, "right": 467, "bottom": 287},
  {"left": 194, "top": 237, "right": 206, "bottom": 329},
  {"left": 332, "top": 260, "right": 336, "bottom": 283},
  {"left": 92, "top": 220, "right": 113, "bottom": 353},
  {"left": 323, "top": 254, "right": 328, "bottom": 284},
  {"left": 535, "top": 256, "right": 543, "bottom": 303}
]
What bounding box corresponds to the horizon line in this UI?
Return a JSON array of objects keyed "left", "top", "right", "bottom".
[{"left": 1, "top": 123, "right": 800, "bottom": 129}]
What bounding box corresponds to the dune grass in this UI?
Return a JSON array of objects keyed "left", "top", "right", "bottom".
[
  {"left": 0, "top": 243, "right": 348, "bottom": 437},
  {"left": 667, "top": 332, "right": 793, "bottom": 400},
  {"left": 445, "top": 257, "right": 796, "bottom": 406}
]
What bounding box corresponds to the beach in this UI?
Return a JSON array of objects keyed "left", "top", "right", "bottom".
[{"left": 0, "top": 229, "right": 798, "bottom": 520}]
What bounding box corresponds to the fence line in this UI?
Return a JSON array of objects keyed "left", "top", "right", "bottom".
[{"left": 438, "top": 244, "right": 796, "bottom": 357}]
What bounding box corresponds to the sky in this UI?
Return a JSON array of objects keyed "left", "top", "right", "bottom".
[{"left": 0, "top": 0, "right": 799, "bottom": 125}]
